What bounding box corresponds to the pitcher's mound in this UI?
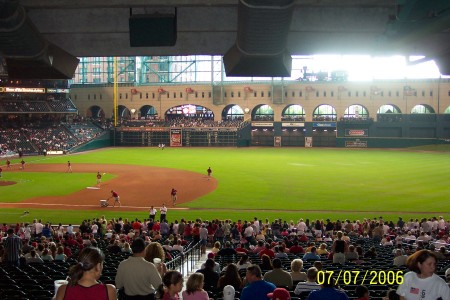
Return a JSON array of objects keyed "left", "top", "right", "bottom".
[{"left": 0, "top": 181, "right": 17, "bottom": 186}]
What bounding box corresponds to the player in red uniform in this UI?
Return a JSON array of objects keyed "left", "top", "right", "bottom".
[
  {"left": 96, "top": 172, "right": 102, "bottom": 187},
  {"left": 207, "top": 167, "right": 212, "bottom": 180},
  {"left": 171, "top": 188, "right": 177, "bottom": 206},
  {"left": 108, "top": 190, "right": 121, "bottom": 207}
]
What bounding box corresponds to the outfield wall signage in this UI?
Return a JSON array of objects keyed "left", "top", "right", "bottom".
[
  {"left": 282, "top": 122, "right": 305, "bottom": 127},
  {"left": 345, "top": 139, "right": 368, "bottom": 148},
  {"left": 47, "top": 151, "right": 64, "bottom": 155},
  {"left": 119, "top": 127, "right": 167, "bottom": 132},
  {"left": 47, "top": 88, "right": 70, "bottom": 93},
  {"left": 2, "top": 87, "right": 46, "bottom": 93},
  {"left": 182, "top": 128, "right": 237, "bottom": 132},
  {"left": 252, "top": 122, "right": 274, "bottom": 127},
  {"left": 170, "top": 128, "right": 182, "bottom": 147},
  {"left": 345, "top": 129, "right": 368, "bottom": 137},
  {"left": 313, "top": 122, "right": 336, "bottom": 127}
]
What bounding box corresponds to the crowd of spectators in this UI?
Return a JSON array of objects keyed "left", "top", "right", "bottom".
[
  {"left": 281, "top": 116, "right": 306, "bottom": 122},
  {"left": 339, "top": 116, "right": 374, "bottom": 123},
  {"left": 312, "top": 115, "right": 337, "bottom": 121},
  {"left": 64, "top": 122, "right": 104, "bottom": 143},
  {"left": 0, "top": 117, "right": 106, "bottom": 154},
  {"left": 0, "top": 128, "right": 35, "bottom": 155},
  {"left": 1, "top": 215, "right": 450, "bottom": 299},
  {"left": 46, "top": 95, "right": 77, "bottom": 112},
  {"left": 122, "top": 117, "right": 243, "bottom": 128},
  {"left": 1, "top": 100, "right": 49, "bottom": 113},
  {"left": 0, "top": 93, "right": 76, "bottom": 113}
]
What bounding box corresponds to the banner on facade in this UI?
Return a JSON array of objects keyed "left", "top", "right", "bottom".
[
  {"left": 313, "top": 122, "right": 336, "bottom": 127},
  {"left": 274, "top": 136, "right": 281, "bottom": 147},
  {"left": 345, "top": 129, "right": 368, "bottom": 137},
  {"left": 345, "top": 139, "right": 368, "bottom": 148},
  {"left": 252, "top": 122, "right": 274, "bottom": 127},
  {"left": 170, "top": 128, "right": 182, "bottom": 147},
  {"left": 119, "top": 127, "right": 167, "bottom": 132},
  {"left": 3, "top": 87, "right": 46, "bottom": 93},
  {"left": 282, "top": 122, "right": 305, "bottom": 127}
]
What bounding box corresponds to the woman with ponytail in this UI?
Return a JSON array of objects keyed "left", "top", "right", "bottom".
[{"left": 55, "top": 247, "right": 117, "bottom": 300}]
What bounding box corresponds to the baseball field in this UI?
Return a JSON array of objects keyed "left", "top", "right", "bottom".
[{"left": 0, "top": 146, "right": 449, "bottom": 224}]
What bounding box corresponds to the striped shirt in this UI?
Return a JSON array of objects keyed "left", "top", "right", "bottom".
[
  {"left": 294, "top": 281, "right": 320, "bottom": 295},
  {"left": 4, "top": 234, "right": 22, "bottom": 262}
]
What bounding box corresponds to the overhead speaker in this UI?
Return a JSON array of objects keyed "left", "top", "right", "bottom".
[
  {"left": 434, "top": 54, "right": 450, "bottom": 76},
  {"left": 129, "top": 10, "right": 177, "bottom": 47},
  {"left": 224, "top": 0, "right": 294, "bottom": 77},
  {"left": 0, "top": 0, "right": 79, "bottom": 79}
]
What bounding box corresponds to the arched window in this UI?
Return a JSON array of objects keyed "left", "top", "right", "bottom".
[
  {"left": 222, "top": 105, "right": 244, "bottom": 120},
  {"left": 87, "top": 105, "right": 104, "bottom": 119},
  {"left": 377, "top": 104, "right": 401, "bottom": 114},
  {"left": 343, "top": 104, "right": 368, "bottom": 119},
  {"left": 312, "top": 105, "right": 336, "bottom": 121},
  {"left": 377, "top": 104, "right": 402, "bottom": 122},
  {"left": 282, "top": 105, "right": 305, "bottom": 121},
  {"left": 411, "top": 104, "right": 435, "bottom": 114},
  {"left": 252, "top": 104, "right": 274, "bottom": 121},
  {"left": 139, "top": 105, "right": 158, "bottom": 119}
]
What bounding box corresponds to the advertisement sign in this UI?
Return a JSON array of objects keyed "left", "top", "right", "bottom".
[
  {"left": 119, "top": 127, "right": 167, "bottom": 132},
  {"left": 313, "top": 122, "right": 336, "bottom": 127},
  {"left": 3, "top": 87, "right": 46, "bottom": 93},
  {"left": 274, "top": 136, "right": 281, "bottom": 147},
  {"left": 282, "top": 122, "right": 305, "bottom": 127},
  {"left": 46, "top": 151, "right": 64, "bottom": 155},
  {"left": 345, "top": 139, "right": 368, "bottom": 148},
  {"left": 170, "top": 128, "right": 182, "bottom": 147},
  {"left": 182, "top": 128, "right": 237, "bottom": 132},
  {"left": 345, "top": 129, "right": 368, "bottom": 137},
  {"left": 252, "top": 122, "right": 274, "bottom": 127},
  {"left": 305, "top": 137, "right": 313, "bottom": 147}
]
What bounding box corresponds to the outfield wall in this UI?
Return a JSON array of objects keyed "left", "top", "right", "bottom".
[
  {"left": 112, "top": 127, "right": 238, "bottom": 147},
  {"left": 108, "top": 117, "right": 450, "bottom": 149},
  {"left": 335, "top": 137, "right": 449, "bottom": 148},
  {"left": 69, "top": 132, "right": 111, "bottom": 153}
]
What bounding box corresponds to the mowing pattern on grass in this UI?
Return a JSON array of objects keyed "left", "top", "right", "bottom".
[{"left": 1, "top": 147, "right": 449, "bottom": 223}]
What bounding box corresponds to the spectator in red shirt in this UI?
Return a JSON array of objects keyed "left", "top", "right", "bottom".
[
  {"left": 63, "top": 244, "right": 73, "bottom": 258},
  {"left": 235, "top": 243, "right": 249, "bottom": 254},
  {"left": 132, "top": 219, "right": 142, "bottom": 234},
  {"left": 289, "top": 241, "right": 305, "bottom": 254},
  {"left": 299, "top": 233, "right": 309, "bottom": 242},
  {"left": 258, "top": 243, "right": 275, "bottom": 258}
]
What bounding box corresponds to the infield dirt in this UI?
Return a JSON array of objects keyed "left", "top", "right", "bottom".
[{"left": 1, "top": 163, "right": 218, "bottom": 211}]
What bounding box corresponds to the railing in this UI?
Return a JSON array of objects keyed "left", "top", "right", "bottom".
[{"left": 165, "top": 242, "right": 201, "bottom": 276}]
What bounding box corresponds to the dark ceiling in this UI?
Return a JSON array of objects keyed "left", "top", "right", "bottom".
[{"left": 1, "top": 0, "right": 450, "bottom": 78}]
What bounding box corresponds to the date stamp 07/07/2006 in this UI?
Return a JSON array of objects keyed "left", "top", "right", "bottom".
[{"left": 317, "top": 270, "right": 404, "bottom": 286}]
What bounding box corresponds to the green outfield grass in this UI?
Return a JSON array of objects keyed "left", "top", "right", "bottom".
[{"left": 1, "top": 147, "right": 449, "bottom": 224}]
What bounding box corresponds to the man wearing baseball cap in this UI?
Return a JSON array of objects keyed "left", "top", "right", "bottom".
[
  {"left": 267, "top": 287, "right": 291, "bottom": 300},
  {"left": 223, "top": 285, "right": 235, "bottom": 300}
]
